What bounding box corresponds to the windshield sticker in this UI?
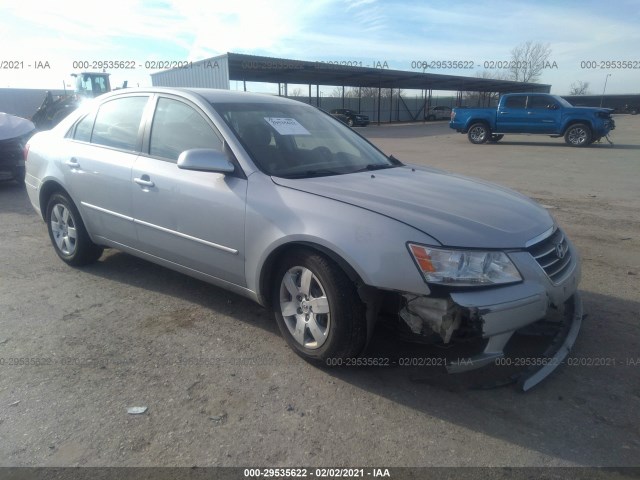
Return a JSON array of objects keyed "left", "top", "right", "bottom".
[{"left": 264, "top": 117, "right": 310, "bottom": 135}]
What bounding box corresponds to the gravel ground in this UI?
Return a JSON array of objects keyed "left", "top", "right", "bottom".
[{"left": 0, "top": 116, "right": 638, "bottom": 468}]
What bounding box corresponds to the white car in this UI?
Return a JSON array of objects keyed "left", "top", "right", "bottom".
[
  {"left": 24, "top": 87, "right": 583, "bottom": 390},
  {"left": 425, "top": 106, "right": 452, "bottom": 121}
]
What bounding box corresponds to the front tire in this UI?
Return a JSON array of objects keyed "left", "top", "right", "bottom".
[
  {"left": 272, "top": 249, "right": 367, "bottom": 364},
  {"left": 347, "top": 118, "right": 354, "bottom": 127},
  {"left": 564, "top": 123, "right": 592, "bottom": 147},
  {"left": 46, "top": 192, "right": 103, "bottom": 266},
  {"left": 467, "top": 123, "right": 490, "bottom": 144}
]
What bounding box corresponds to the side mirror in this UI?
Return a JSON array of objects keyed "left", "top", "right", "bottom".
[{"left": 177, "top": 148, "right": 235, "bottom": 174}]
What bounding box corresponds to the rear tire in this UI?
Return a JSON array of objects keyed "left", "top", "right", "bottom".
[
  {"left": 564, "top": 123, "right": 592, "bottom": 147},
  {"left": 272, "top": 249, "right": 367, "bottom": 364},
  {"left": 467, "top": 123, "right": 490, "bottom": 144},
  {"left": 46, "top": 192, "right": 103, "bottom": 266}
]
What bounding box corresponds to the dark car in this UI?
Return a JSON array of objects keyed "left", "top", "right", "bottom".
[
  {"left": 0, "top": 113, "right": 35, "bottom": 185},
  {"left": 329, "top": 109, "right": 369, "bottom": 127}
]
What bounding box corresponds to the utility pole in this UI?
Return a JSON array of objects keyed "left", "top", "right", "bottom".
[{"left": 600, "top": 74, "right": 611, "bottom": 107}]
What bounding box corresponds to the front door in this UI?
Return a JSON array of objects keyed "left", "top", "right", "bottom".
[
  {"left": 525, "top": 95, "right": 562, "bottom": 134},
  {"left": 131, "top": 96, "right": 247, "bottom": 286}
]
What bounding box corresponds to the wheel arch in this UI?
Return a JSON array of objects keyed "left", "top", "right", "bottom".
[
  {"left": 38, "top": 180, "right": 74, "bottom": 221},
  {"left": 464, "top": 118, "right": 491, "bottom": 132},
  {"left": 468, "top": 118, "right": 491, "bottom": 127},
  {"left": 561, "top": 119, "right": 594, "bottom": 136},
  {"left": 257, "top": 240, "right": 364, "bottom": 308}
]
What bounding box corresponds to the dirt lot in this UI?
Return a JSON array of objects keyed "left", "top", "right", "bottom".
[{"left": 0, "top": 116, "right": 638, "bottom": 469}]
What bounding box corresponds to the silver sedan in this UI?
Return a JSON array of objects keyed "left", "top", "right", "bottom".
[{"left": 25, "top": 87, "right": 582, "bottom": 390}]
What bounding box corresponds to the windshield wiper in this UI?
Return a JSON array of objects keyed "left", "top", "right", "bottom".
[
  {"left": 388, "top": 154, "right": 404, "bottom": 165},
  {"left": 352, "top": 163, "right": 397, "bottom": 173},
  {"left": 279, "top": 169, "right": 343, "bottom": 179}
]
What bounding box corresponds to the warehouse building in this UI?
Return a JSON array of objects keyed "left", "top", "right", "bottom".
[{"left": 151, "top": 52, "right": 551, "bottom": 124}]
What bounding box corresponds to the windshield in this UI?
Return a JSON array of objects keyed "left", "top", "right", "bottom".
[
  {"left": 211, "top": 102, "right": 396, "bottom": 178},
  {"left": 75, "top": 74, "right": 110, "bottom": 98},
  {"left": 554, "top": 96, "right": 573, "bottom": 108}
]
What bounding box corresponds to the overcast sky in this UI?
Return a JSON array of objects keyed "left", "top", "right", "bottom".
[{"left": 2, "top": 0, "right": 639, "bottom": 95}]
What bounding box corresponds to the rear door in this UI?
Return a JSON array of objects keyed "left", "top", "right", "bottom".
[
  {"left": 62, "top": 95, "right": 149, "bottom": 246},
  {"left": 496, "top": 95, "right": 528, "bottom": 133},
  {"left": 131, "top": 95, "right": 247, "bottom": 286}
]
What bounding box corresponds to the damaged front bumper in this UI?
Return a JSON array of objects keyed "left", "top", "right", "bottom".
[
  {"left": 397, "top": 238, "right": 582, "bottom": 391},
  {"left": 445, "top": 291, "right": 583, "bottom": 391}
]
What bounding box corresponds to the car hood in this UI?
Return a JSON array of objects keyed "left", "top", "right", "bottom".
[
  {"left": 566, "top": 106, "right": 613, "bottom": 116},
  {"left": 0, "top": 112, "right": 35, "bottom": 141},
  {"left": 272, "top": 166, "right": 554, "bottom": 249}
]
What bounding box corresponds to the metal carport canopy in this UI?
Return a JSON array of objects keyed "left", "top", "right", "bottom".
[{"left": 226, "top": 52, "right": 550, "bottom": 93}]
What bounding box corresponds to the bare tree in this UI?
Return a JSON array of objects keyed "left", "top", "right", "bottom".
[
  {"left": 288, "top": 88, "right": 304, "bottom": 97},
  {"left": 359, "top": 87, "right": 401, "bottom": 98},
  {"left": 569, "top": 81, "right": 590, "bottom": 95},
  {"left": 462, "top": 71, "right": 509, "bottom": 106},
  {"left": 359, "top": 87, "right": 379, "bottom": 98},
  {"left": 329, "top": 87, "right": 360, "bottom": 97},
  {"left": 509, "top": 41, "right": 552, "bottom": 82},
  {"left": 329, "top": 86, "right": 342, "bottom": 97}
]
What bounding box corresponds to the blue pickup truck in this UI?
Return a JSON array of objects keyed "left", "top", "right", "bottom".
[{"left": 449, "top": 93, "right": 615, "bottom": 147}]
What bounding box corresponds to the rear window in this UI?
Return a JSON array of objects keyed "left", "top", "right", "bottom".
[
  {"left": 90, "top": 96, "right": 148, "bottom": 151},
  {"left": 504, "top": 96, "right": 527, "bottom": 109},
  {"left": 72, "top": 113, "right": 95, "bottom": 142}
]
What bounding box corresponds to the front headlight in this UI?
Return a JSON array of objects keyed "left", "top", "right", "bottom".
[{"left": 408, "top": 243, "right": 522, "bottom": 286}]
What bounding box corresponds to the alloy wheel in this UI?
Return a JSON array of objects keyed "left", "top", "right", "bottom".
[
  {"left": 279, "top": 266, "right": 331, "bottom": 349},
  {"left": 50, "top": 203, "right": 78, "bottom": 256}
]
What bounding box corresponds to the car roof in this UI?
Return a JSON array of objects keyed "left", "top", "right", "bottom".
[
  {"left": 506, "top": 92, "right": 554, "bottom": 97},
  {"left": 98, "top": 87, "right": 305, "bottom": 106}
]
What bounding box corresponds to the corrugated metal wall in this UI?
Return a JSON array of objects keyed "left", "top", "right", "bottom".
[{"left": 150, "top": 54, "right": 230, "bottom": 89}]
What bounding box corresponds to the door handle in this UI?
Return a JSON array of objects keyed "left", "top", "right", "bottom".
[
  {"left": 65, "top": 158, "right": 80, "bottom": 168},
  {"left": 134, "top": 177, "right": 155, "bottom": 188},
  {"left": 499, "top": 111, "right": 509, "bottom": 115}
]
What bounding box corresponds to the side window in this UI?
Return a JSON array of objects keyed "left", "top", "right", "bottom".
[
  {"left": 93, "top": 76, "right": 109, "bottom": 95},
  {"left": 72, "top": 113, "right": 95, "bottom": 142},
  {"left": 528, "top": 96, "right": 556, "bottom": 109},
  {"left": 504, "top": 96, "right": 527, "bottom": 109},
  {"left": 91, "top": 96, "right": 148, "bottom": 151},
  {"left": 149, "top": 98, "right": 223, "bottom": 161}
]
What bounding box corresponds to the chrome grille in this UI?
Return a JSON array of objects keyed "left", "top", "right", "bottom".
[{"left": 527, "top": 228, "right": 573, "bottom": 283}]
